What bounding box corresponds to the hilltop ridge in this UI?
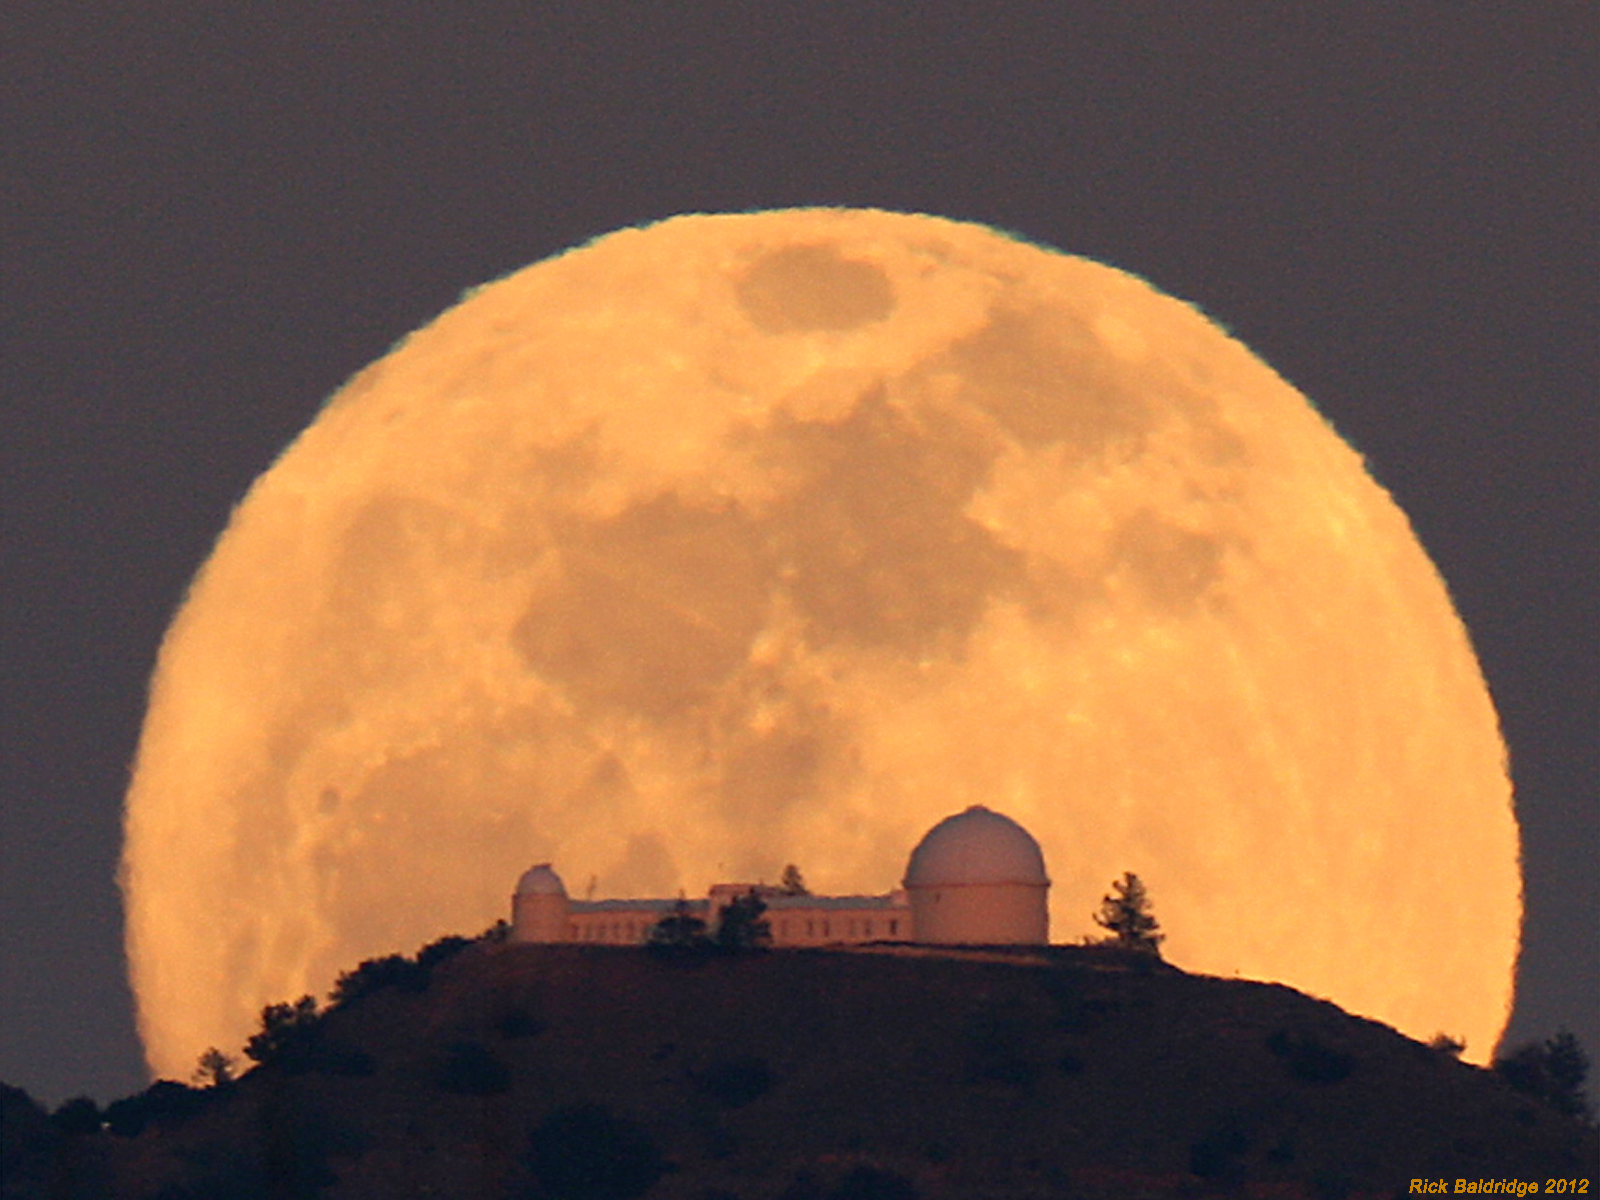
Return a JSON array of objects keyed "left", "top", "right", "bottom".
[{"left": 5, "top": 942, "right": 1594, "bottom": 1199}]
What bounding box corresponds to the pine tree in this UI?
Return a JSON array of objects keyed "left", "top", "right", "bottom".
[
  {"left": 648, "top": 897, "right": 712, "bottom": 951},
  {"left": 193, "top": 1046, "right": 236, "bottom": 1088},
  {"left": 1093, "top": 871, "right": 1164, "bottom": 955},
  {"left": 715, "top": 889, "right": 772, "bottom": 952}
]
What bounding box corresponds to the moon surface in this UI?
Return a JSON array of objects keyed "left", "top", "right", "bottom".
[{"left": 123, "top": 209, "right": 1519, "bottom": 1075}]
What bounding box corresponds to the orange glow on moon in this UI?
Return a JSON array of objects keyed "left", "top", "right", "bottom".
[{"left": 122, "top": 209, "right": 1519, "bottom": 1075}]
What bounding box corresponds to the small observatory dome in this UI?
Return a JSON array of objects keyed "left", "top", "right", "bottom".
[
  {"left": 515, "top": 863, "right": 567, "bottom": 896},
  {"left": 904, "top": 806, "right": 1050, "bottom": 945},
  {"left": 511, "top": 863, "right": 569, "bottom": 943}
]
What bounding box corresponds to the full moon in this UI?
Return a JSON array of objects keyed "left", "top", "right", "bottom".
[{"left": 123, "top": 209, "right": 1519, "bottom": 1075}]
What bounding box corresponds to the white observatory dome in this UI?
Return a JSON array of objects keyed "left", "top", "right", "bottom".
[
  {"left": 903, "top": 806, "right": 1049, "bottom": 888},
  {"left": 511, "top": 863, "right": 570, "bottom": 943},
  {"left": 515, "top": 863, "right": 567, "bottom": 897},
  {"left": 903, "top": 806, "right": 1050, "bottom": 945}
]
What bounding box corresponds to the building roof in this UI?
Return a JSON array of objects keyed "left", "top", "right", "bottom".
[
  {"left": 764, "top": 893, "right": 904, "bottom": 911},
  {"left": 902, "top": 805, "right": 1050, "bottom": 888},
  {"left": 565, "top": 894, "right": 904, "bottom": 914},
  {"left": 570, "top": 897, "right": 703, "bottom": 914}
]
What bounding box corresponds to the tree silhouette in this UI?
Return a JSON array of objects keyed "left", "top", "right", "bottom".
[
  {"left": 50, "top": 1096, "right": 102, "bottom": 1135},
  {"left": 329, "top": 953, "right": 428, "bottom": 1006},
  {"left": 716, "top": 889, "right": 772, "bottom": 953},
  {"left": 523, "top": 1104, "right": 668, "bottom": 1200},
  {"left": 648, "top": 897, "right": 712, "bottom": 951},
  {"left": 780, "top": 863, "right": 809, "bottom": 895},
  {"left": 192, "top": 1046, "right": 236, "bottom": 1088},
  {"left": 1092, "top": 872, "right": 1164, "bottom": 955},
  {"left": 245, "top": 996, "right": 322, "bottom": 1068},
  {"left": 1495, "top": 1030, "right": 1592, "bottom": 1123}
]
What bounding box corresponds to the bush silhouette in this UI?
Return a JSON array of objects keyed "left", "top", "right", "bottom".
[
  {"left": 779, "top": 1164, "right": 920, "bottom": 1200},
  {"left": 1495, "top": 1030, "right": 1592, "bottom": 1122},
  {"left": 103, "top": 1080, "right": 210, "bottom": 1137},
  {"left": 524, "top": 1103, "right": 668, "bottom": 1200},
  {"left": 830, "top": 1165, "right": 920, "bottom": 1200},
  {"left": 330, "top": 954, "right": 428, "bottom": 1006},
  {"left": 50, "top": 1095, "right": 101, "bottom": 1135},
  {"left": 495, "top": 1006, "right": 547, "bottom": 1039},
  {"left": 961, "top": 1000, "right": 1041, "bottom": 1090},
  {"left": 715, "top": 890, "right": 772, "bottom": 953},
  {"left": 259, "top": 1107, "right": 360, "bottom": 1196},
  {"left": 648, "top": 898, "right": 714, "bottom": 955},
  {"left": 1189, "top": 1119, "right": 1251, "bottom": 1182},
  {"left": 416, "top": 933, "right": 472, "bottom": 971},
  {"left": 244, "top": 996, "right": 323, "bottom": 1069},
  {"left": 436, "top": 1040, "right": 512, "bottom": 1096},
  {"left": 1266, "top": 1029, "right": 1355, "bottom": 1084},
  {"left": 244, "top": 994, "right": 373, "bottom": 1076},
  {"left": 694, "top": 1055, "right": 775, "bottom": 1108}
]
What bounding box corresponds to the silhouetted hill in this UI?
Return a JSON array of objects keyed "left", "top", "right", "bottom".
[{"left": 7, "top": 942, "right": 1595, "bottom": 1199}]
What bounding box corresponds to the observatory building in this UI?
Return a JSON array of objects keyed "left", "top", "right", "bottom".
[{"left": 511, "top": 805, "right": 1050, "bottom": 947}]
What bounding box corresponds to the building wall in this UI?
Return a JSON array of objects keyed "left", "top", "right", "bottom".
[
  {"left": 765, "top": 904, "right": 909, "bottom": 945},
  {"left": 514, "top": 894, "right": 913, "bottom": 945},
  {"left": 510, "top": 892, "right": 568, "bottom": 944},
  {"left": 568, "top": 909, "right": 665, "bottom": 943},
  {"left": 907, "top": 881, "right": 1048, "bottom": 945}
]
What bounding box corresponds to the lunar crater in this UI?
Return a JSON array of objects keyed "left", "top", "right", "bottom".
[{"left": 736, "top": 242, "right": 896, "bottom": 333}]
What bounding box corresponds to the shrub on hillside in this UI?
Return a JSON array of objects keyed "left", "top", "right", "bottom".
[
  {"left": 715, "top": 890, "right": 772, "bottom": 953},
  {"left": 1495, "top": 1030, "right": 1592, "bottom": 1123},
  {"left": 1266, "top": 1029, "right": 1355, "bottom": 1085},
  {"left": 694, "top": 1055, "right": 775, "bottom": 1108},
  {"left": 435, "top": 1040, "right": 512, "bottom": 1096},
  {"left": 779, "top": 1163, "right": 921, "bottom": 1200},
  {"left": 245, "top": 995, "right": 322, "bottom": 1067},
  {"left": 1189, "top": 1118, "right": 1251, "bottom": 1183},
  {"left": 522, "top": 1104, "right": 669, "bottom": 1200},
  {"left": 961, "top": 1000, "right": 1041, "bottom": 1090},
  {"left": 495, "top": 1006, "right": 547, "bottom": 1039},
  {"left": 103, "top": 1080, "right": 212, "bottom": 1137},
  {"left": 1056, "top": 1051, "right": 1086, "bottom": 1075},
  {"left": 330, "top": 954, "right": 429, "bottom": 1005},
  {"left": 1040, "top": 969, "right": 1090, "bottom": 1032},
  {"left": 647, "top": 899, "right": 714, "bottom": 956},
  {"left": 51, "top": 1095, "right": 101, "bottom": 1135},
  {"left": 244, "top": 995, "right": 373, "bottom": 1076},
  {"left": 416, "top": 933, "right": 471, "bottom": 971}
]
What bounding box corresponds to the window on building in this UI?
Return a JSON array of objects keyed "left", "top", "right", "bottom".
[
  {"left": 865, "top": 920, "right": 873, "bottom": 937},
  {"left": 822, "top": 920, "right": 830, "bottom": 938},
  {"left": 806, "top": 920, "right": 814, "bottom": 937},
  {"left": 889, "top": 919, "right": 899, "bottom": 937}
]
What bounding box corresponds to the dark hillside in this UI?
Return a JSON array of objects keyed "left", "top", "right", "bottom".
[{"left": 12, "top": 944, "right": 1595, "bottom": 1199}]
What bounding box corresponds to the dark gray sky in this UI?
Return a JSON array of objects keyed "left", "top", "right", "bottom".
[{"left": 3, "top": 7, "right": 1594, "bottom": 1106}]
